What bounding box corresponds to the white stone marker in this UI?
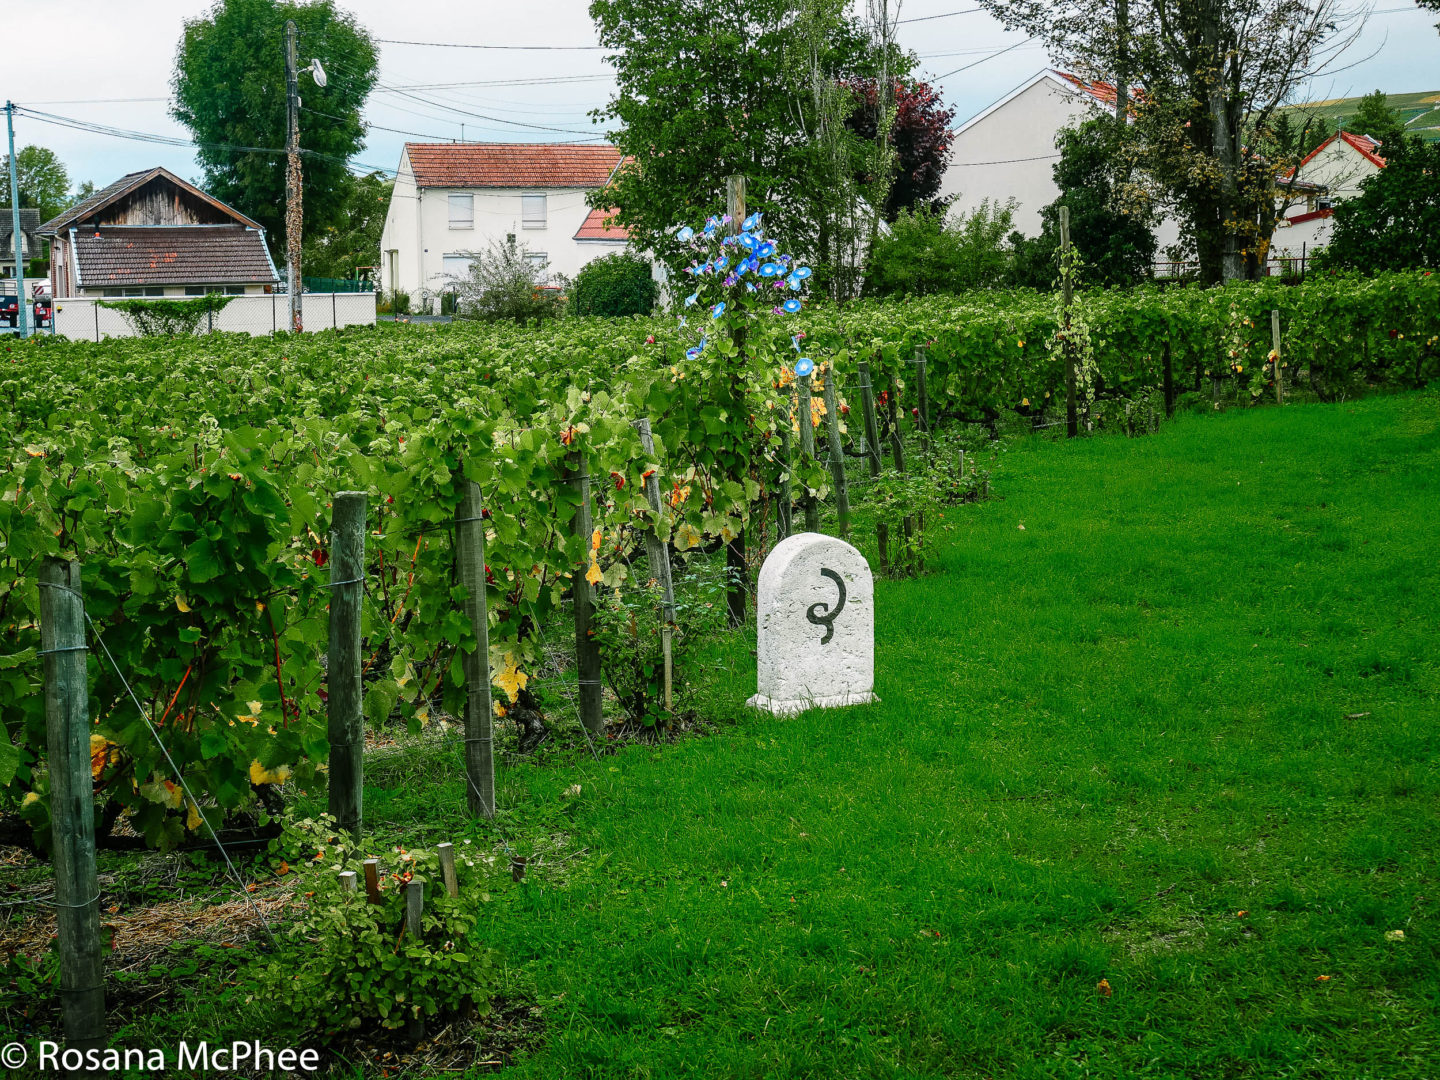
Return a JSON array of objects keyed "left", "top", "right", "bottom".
[{"left": 747, "top": 532, "right": 878, "bottom": 715}]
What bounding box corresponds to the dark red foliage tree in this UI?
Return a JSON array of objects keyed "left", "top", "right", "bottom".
[{"left": 844, "top": 79, "right": 957, "bottom": 221}]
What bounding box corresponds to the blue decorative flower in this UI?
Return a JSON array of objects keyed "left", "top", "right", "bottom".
[
  {"left": 788, "top": 277, "right": 803, "bottom": 291},
  {"left": 715, "top": 255, "right": 728, "bottom": 272},
  {"left": 739, "top": 233, "right": 758, "bottom": 251},
  {"left": 676, "top": 226, "right": 695, "bottom": 243},
  {"left": 759, "top": 263, "right": 781, "bottom": 277},
  {"left": 685, "top": 293, "right": 698, "bottom": 307},
  {"left": 757, "top": 241, "right": 776, "bottom": 258},
  {"left": 794, "top": 357, "right": 815, "bottom": 377},
  {"left": 746, "top": 282, "right": 757, "bottom": 292},
  {"left": 782, "top": 298, "right": 802, "bottom": 314},
  {"left": 711, "top": 301, "right": 726, "bottom": 319},
  {"left": 686, "top": 345, "right": 702, "bottom": 360},
  {"left": 791, "top": 334, "right": 803, "bottom": 352},
  {"left": 742, "top": 212, "right": 762, "bottom": 231},
  {"left": 793, "top": 266, "right": 812, "bottom": 280}
]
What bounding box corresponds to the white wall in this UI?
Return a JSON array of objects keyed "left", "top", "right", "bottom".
[
  {"left": 942, "top": 75, "right": 1098, "bottom": 238},
  {"left": 380, "top": 148, "right": 624, "bottom": 312},
  {"left": 51, "top": 293, "right": 375, "bottom": 340}
]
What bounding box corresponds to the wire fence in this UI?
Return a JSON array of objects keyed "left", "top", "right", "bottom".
[{"left": 33, "top": 293, "right": 378, "bottom": 342}]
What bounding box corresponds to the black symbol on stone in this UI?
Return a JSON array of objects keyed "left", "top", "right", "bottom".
[{"left": 806, "top": 567, "right": 847, "bottom": 645}]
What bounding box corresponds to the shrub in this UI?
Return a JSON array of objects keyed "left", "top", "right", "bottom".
[
  {"left": 446, "top": 238, "right": 566, "bottom": 325},
  {"left": 864, "top": 201, "right": 1016, "bottom": 298},
  {"left": 98, "top": 294, "right": 234, "bottom": 336},
  {"left": 1318, "top": 137, "right": 1440, "bottom": 274},
  {"left": 245, "top": 815, "right": 501, "bottom": 1035},
  {"left": 571, "top": 251, "right": 658, "bottom": 317}
]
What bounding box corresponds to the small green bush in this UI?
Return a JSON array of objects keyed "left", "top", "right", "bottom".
[
  {"left": 571, "top": 251, "right": 658, "bottom": 317},
  {"left": 864, "top": 202, "right": 1016, "bottom": 298},
  {"left": 244, "top": 815, "right": 501, "bottom": 1035},
  {"left": 98, "top": 294, "right": 234, "bottom": 336}
]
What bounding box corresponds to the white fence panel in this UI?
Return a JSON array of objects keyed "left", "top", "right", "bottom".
[{"left": 50, "top": 294, "right": 376, "bottom": 341}]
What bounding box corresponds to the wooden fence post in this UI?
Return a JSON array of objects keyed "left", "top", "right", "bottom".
[
  {"left": 724, "top": 174, "right": 749, "bottom": 628},
  {"left": 797, "top": 372, "right": 820, "bottom": 532},
  {"left": 1271, "top": 308, "right": 1284, "bottom": 405},
  {"left": 437, "top": 842, "right": 459, "bottom": 898},
  {"left": 1163, "top": 339, "right": 1175, "bottom": 418},
  {"left": 1061, "top": 206, "right": 1078, "bottom": 438},
  {"left": 913, "top": 348, "right": 932, "bottom": 455},
  {"left": 858, "top": 358, "right": 887, "bottom": 574},
  {"left": 820, "top": 365, "right": 851, "bottom": 539},
  {"left": 362, "top": 858, "right": 381, "bottom": 904},
  {"left": 39, "top": 559, "right": 106, "bottom": 1058},
  {"left": 339, "top": 870, "right": 358, "bottom": 894},
  {"left": 566, "top": 451, "right": 605, "bottom": 736},
  {"left": 776, "top": 428, "right": 793, "bottom": 541},
  {"left": 885, "top": 375, "right": 916, "bottom": 572},
  {"left": 405, "top": 881, "right": 426, "bottom": 1040},
  {"left": 636, "top": 419, "right": 678, "bottom": 712},
  {"left": 328, "top": 491, "right": 365, "bottom": 838},
  {"left": 455, "top": 478, "right": 495, "bottom": 818}
]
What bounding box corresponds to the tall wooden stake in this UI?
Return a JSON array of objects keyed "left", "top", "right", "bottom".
[
  {"left": 885, "top": 375, "right": 915, "bottom": 572},
  {"left": 820, "top": 364, "right": 850, "bottom": 539},
  {"left": 39, "top": 559, "right": 105, "bottom": 1055},
  {"left": 404, "top": 881, "right": 426, "bottom": 1041},
  {"left": 776, "top": 428, "right": 793, "bottom": 541},
  {"left": 724, "top": 174, "right": 749, "bottom": 627},
  {"left": 1061, "top": 205, "right": 1077, "bottom": 438},
  {"left": 327, "top": 491, "right": 365, "bottom": 838},
  {"left": 858, "top": 357, "right": 886, "bottom": 573},
  {"left": 566, "top": 451, "right": 604, "bottom": 735},
  {"left": 797, "top": 372, "right": 820, "bottom": 532},
  {"left": 455, "top": 478, "right": 495, "bottom": 818},
  {"left": 636, "top": 419, "right": 678, "bottom": 712},
  {"left": 914, "top": 348, "right": 932, "bottom": 454},
  {"left": 1271, "top": 308, "right": 1284, "bottom": 405},
  {"left": 1162, "top": 339, "right": 1175, "bottom": 418}
]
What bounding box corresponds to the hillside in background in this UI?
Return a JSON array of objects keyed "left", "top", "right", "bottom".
[{"left": 1284, "top": 90, "right": 1440, "bottom": 144}]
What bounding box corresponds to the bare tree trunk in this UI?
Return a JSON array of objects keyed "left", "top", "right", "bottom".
[
  {"left": 1199, "top": 4, "right": 1244, "bottom": 282},
  {"left": 1114, "top": 0, "right": 1131, "bottom": 126}
]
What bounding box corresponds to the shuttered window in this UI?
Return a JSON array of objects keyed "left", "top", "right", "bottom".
[
  {"left": 522, "top": 194, "right": 547, "bottom": 229},
  {"left": 448, "top": 194, "right": 474, "bottom": 229}
]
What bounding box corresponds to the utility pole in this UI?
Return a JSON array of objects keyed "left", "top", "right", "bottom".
[
  {"left": 6, "top": 102, "right": 32, "bottom": 339},
  {"left": 284, "top": 19, "right": 304, "bottom": 333}
]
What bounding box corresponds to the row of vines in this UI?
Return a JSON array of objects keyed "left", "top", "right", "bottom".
[{"left": 1, "top": 268, "right": 1436, "bottom": 849}]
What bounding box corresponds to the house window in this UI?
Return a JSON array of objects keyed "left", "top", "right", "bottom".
[
  {"left": 521, "top": 194, "right": 547, "bottom": 230},
  {"left": 442, "top": 254, "right": 474, "bottom": 281},
  {"left": 448, "top": 194, "right": 474, "bottom": 229},
  {"left": 525, "top": 251, "right": 549, "bottom": 284},
  {"left": 103, "top": 287, "right": 165, "bottom": 297},
  {"left": 184, "top": 285, "right": 247, "bottom": 295}
]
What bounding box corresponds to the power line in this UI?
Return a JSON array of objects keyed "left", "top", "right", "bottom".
[
  {"left": 932, "top": 36, "right": 1034, "bottom": 80},
  {"left": 376, "top": 37, "right": 604, "bottom": 50},
  {"left": 898, "top": 7, "right": 985, "bottom": 23}
]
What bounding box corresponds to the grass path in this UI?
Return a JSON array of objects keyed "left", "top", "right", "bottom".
[{"left": 470, "top": 393, "right": 1439, "bottom": 1079}]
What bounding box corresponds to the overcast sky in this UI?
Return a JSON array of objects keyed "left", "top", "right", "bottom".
[{"left": 8, "top": 0, "right": 1439, "bottom": 193}]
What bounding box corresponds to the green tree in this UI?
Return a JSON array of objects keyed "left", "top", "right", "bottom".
[
  {"left": 1012, "top": 119, "right": 1157, "bottom": 288},
  {"left": 863, "top": 202, "right": 1016, "bottom": 298},
  {"left": 571, "top": 252, "right": 659, "bottom": 317},
  {"left": 588, "top": 0, "right": 903, "bottom": 273},
  {"left": 301, "top": 170, "right": 389, "bottom": 279},
  {"left": 1346, "top": 91, "right": 1408, "bottom": 156},
  {"left": 446, "top": 239, "right": 565, "bottom": 325},
  {"left": 2, "top": 146, "right": 71, "bottom": 222},
  {"left": 171, "top": 0, "right": 377, "bottom": 258},
  {"left": 1320, "top": 137, "right": 1440, "bottom": 273}
]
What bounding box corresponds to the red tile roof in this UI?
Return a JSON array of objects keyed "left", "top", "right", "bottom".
[
  {"left": 1295, "top": 130, "right": 1387, "bottom": 172},
  {"left": 405, "top": 143, "right": 624, "bottom": 189},
  {"left": 1052, "top": 70, "right": 1143, "bottom": 111},
  {"left": 574, "top": 206, "right": 630, "bottom": 241},
  {"left": 72, "top": 226, "right": 278, "bottom": 288}
]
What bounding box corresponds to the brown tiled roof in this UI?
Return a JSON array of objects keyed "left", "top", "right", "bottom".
[
  {"left": 73, "top": 226, "right": 278, "bottom": 288},
  {"left": 40, "top": 167, "right": 262, "bottom": 234},
  {"left": 574, "top": 206, "right": 630, "bottom": 241},
  {"left": 405, "top": 143, "right": 623, "bottom": 188},
  {"left": 0, "top": 209, "right": 42, "bottom": 257}
]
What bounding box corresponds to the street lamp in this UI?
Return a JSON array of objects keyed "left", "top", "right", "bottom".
[{"left": 285, "top": 21, "right": 326, "bottom": 332}]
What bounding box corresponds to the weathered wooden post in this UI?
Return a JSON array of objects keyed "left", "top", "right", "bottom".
[
  {"left": 437, "top": 842, "right": 459, "bottom": 898},
  {"left": 885, "top": 375, "right": 916, "bottom": 573},
  {"left": 776, "top": 428, "right": 793, "bottom": 541},
  {"left": 1162, "top": 339, "right": 1175, "bottom": 418},
  {"left": 636, "top": 419, "right": 678, "bottom": 711},
  {"left": 565, "top": 451, "right": 605, "bottom": 736},
  {"left": 1061, "top": 205, "right": 1078, "bottom": 438},
  {"left": 913, "top": 348, "right": 932, "bottom": 454},
  {"left": 455, "top": 478, "right": 495, "bottom": 818},
  {"left": 1271, "top": 308, "right": 1285, "bottom": 406},
  {"left": 797, "top": 372, "right": 820, "bottom": 532},
  {"left": 339, "top": 870, "right": 358, "bottom": 894},
  {"left": 820, "top": 365, "right": 851, "bottom": 539},
  {"left": 39, "top": 559, "right": 106, "bottom": 1058},
  {"left": 404, "top": 881, "right": 426, "bottom": 1040},
  {"left": 723, "top": 173, "right": 749, "bottom": 627},
  {"left": 858, "top": 358, "right": 887, "bottom": 574},
  {"left": 363, "top": 858, "right": 381, "bottom": 904},
  {"left": 328, "top": 491, "right": 365, "bottom": 838}
]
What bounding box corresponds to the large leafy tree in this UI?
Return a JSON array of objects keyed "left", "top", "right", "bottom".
[
  {"left": 588, "top": 0, "right": 901, "bottom": 271},
  {"left": 2, "top": 146, "right": 71, "bottom": 223},
  {"left": 1346, "top": 91, "right": 1408, "bottom": 155},
  {"left": 171, "top": 0, "right": 377, "bottom": 257},
  {"left": 842, "top": 79, "right": 956, "bottom": 219},
  {"left": 301, "top": 170, "right": 390, "bottom": 279},
  {"left": 1320, "top": 136, "right": 1440, "bottom": 273}
]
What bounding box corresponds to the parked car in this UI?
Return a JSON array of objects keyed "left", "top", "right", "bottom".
[
  {"left": 32, "top": 294, "right": 53, "bottom": 329},
  {"left": 0, "top": 290, "right": 16, "bottom": 328}
]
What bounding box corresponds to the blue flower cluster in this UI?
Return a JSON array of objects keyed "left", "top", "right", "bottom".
[{"left": 671, "top": 211, "right": 812, "bottom": 364}]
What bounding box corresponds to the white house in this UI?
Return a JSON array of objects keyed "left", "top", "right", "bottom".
[
  {"left": 379, "top": 143, "right": 631, "bottom": 311},
  {"left": 1271, "top": 131, "right": 1387, "bottom": 260}
]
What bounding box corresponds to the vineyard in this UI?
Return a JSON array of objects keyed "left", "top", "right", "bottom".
[
  {"left": 1, "top": 265, "right": 1439, "bottom": 1070},
  {"left": 2, "top": 269, "right": 1437, "bottom": 849}
]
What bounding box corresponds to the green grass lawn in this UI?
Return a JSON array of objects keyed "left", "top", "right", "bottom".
[{"left": 455, "top": 391, "right": 1440, "bottom": 1078}]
